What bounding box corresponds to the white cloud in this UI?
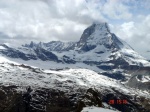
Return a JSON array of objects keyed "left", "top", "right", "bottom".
[
  {"left": 114, "top": 22, "right": 135, "bottom": 39},
  {"left": 102, "top": 0, "right": 132, "bottom": 19},
  {"left": 0, "top": 0, "right": 149, "bottom": 58},
  {"left": 0, "top": 0, "right": 105, "bottom": 45},
  {"left": 111, "top": 15, "right": 150, "bottom": 56}
]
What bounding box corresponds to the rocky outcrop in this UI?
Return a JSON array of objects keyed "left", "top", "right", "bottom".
[
  {"left": 76, "top": 88, "right": 102, "bottom": 112},
  {"left": 0, "top": 86, "right": 149, "bottom": 112},
  {"left": 127, "top": 68, "right": 150, "bottom": 90}
]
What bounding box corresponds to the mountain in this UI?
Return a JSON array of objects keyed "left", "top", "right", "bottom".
[
  {"left": 0, "top": 58, "right": 149, "bottom": 112},
  {"left": 76, "top": 22, "right": 121, "bottom": 51},
  {"left": 0, "top": 22, "right": 150, "bottom": 85},
  {"left": 1, "top": 22, "right": 149, "bottom": 65},
  {"left": 0, "top": 22, "right": 150, "bottom": 112},
  {"left": 0, "top": 22, "right": 150, "bottom": 79},
  {"left": 24, "top": 41, "right": 76, "bottom": 51}
]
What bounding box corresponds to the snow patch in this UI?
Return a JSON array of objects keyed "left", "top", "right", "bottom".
[
  {"left": 0, "top": 46, "right": 5, "bottom": 50},
  {"left": 82, "top": 107, "right": 119, "bottom": 112}
]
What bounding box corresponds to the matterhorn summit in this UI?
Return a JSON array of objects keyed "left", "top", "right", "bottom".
[
  {"left": 0, "top": 22, "right": 149, "bottom": 67},
  {"left": 77, "top": 22, "right": 131, "bottom": 53}
]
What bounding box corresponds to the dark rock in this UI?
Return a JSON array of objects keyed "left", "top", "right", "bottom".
[
  {"left": 63, "top": 55, "right": 76, "bottom": 64},
  {"left": 102, "top": 72, "right": 126, "bottom": 80},
  {"left": 34, "top": 48, "right": 58, "bottom": 61}
]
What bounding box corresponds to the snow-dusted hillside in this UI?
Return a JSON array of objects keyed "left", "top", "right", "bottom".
[
  {"left": 0, "top": 59, "right": 149, "bottom": 98},
  {"left": 0, "top": 61, "right": 131, "bottom": 91},
  {"left": 0, "top": 59, "right": 149, "bottom": 112},
  {"left": 0, "top": 22, "right": 150, "bottom": 91}
]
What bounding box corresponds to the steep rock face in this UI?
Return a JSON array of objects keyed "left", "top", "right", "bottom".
[
  {"left": 0, "top": 86, "right": 149, "bottom": 112},
  {"left": 77, "top": 22, "right": 124, "bottom": 52},
  {"left": 127, "top": 68, "right": 150, "bottom": 90},
  {"left": 34, "top": 47, "right": 59, "bottom": 61},
  {"left": 24, "top": 41, "right": 76, "bottom": 51},
  {"left": 0, "top": 44, "right": 59, "bottom": 62}
]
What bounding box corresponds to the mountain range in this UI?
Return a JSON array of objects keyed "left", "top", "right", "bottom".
[{"left": 0, "top": 22, "right": 150, "bottom": 112}]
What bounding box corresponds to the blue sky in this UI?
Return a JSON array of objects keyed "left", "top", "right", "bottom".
[{"left": 0, "top": 0, "right": 149, "bottom": 56}]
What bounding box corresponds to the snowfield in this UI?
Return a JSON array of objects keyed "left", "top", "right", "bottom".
[
  {"left": 82, "top": 107, "right": 119, "bottom": 112},
  {"left": 0, "top": 45, "right": 6, "bottom": 50},
  {"left": 0, "top": 60, "right": 149, "bottom": 99}
]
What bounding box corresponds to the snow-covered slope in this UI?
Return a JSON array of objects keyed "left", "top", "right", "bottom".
[
  {"left": 0, "top": 22, "right": 149, "bottom": 66},
  {"left": 0, "top": 22, "right": 150, "bottom": 90},
  {"left": 0, "top": 62, "right": 127, "bottom": 90},
  {"left": 24, "top": 41, "right": 76, "bottom": 51},
  {"left": 0, "top": 61, "right": 149, "bottom": 98},
  {"left": 0, "top": 61, "right": 149, "bottom": 112},
  {"left": 82, "top": 107, "right": 119, "bottom": 112}
]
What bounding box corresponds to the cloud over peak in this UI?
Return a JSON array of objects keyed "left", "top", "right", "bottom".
[{"left": 0, "top": 0, "right": 149, "bottom": 56}]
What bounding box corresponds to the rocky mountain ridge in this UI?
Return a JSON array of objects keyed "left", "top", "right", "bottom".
[{"left": 0, "top": 22, "right": 149, "bottom": 83}]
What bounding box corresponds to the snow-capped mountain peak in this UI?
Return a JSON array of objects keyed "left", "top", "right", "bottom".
[
  {"left": 78, "top": 22, "right": 110, "bottom": 46},
  {"left": 0, "top": 22, "right": 150, "bottom": 69},
  {"left": 77, "top": 22, "right": 128, "bottom": 52}
]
